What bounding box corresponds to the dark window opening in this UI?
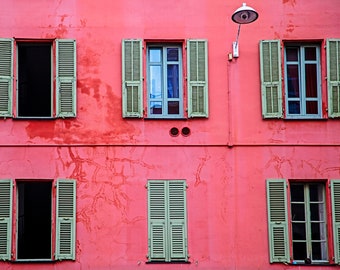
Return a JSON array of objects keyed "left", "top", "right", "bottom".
[
  {"left": 17, "top": 43, "right": 52, "bottom": 117},
  {"left": 17, "top": 181, "right": 52, "bottom": 260}
]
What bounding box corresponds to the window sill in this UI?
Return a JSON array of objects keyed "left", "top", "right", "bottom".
[
  {"left": 146, "top": 261, "right": 191, "bottom": 264},
  {"left": 12, "top": 259, "right": 56, "bottom": 263}
]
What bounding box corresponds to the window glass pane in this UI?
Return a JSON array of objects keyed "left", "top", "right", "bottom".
[
  {"left": 312, "top": 241, "right": 327, "bottom": 260},
  {"left": 167, "top": 48, "right": 178, "bottom": 61},
  {"left": 149, "top": 49, "right": 161, "bottom": 62},
  {"left": 305, "top": 64, "right": 317, "bottom": 98},
  {"left": 291, "top": 203, "right": 305, "bottom": 221},
  {"left": 306, "top": 101, "right": 318, "bottom": 114},
  {"left": 168, "top": 101, "right": 179, "bottom": 114},
  {"left": 150, "top": 102, "right": 162, "bottom": 114},
  {"left": 311, "top": 222, "right": 327, "bottom": 240},
  {"left": 287, "top": 65, "right": 299, "bottom": 97},
  {"left": 292, "top": 223, "right": 306, "bottom": 240},
  {"left": 286, "top": 47, "right": 298, "bottom": 61},
  {"left": 293, "top": 242, "right": 307, "bottom": 260},
  {"left": 288, "top": 101, "right": 300, "bottom": 114},
  {"left": 150, "top": 66, "right": 162, "bottom": 99},
  {"left": 305, "top": 47, "right": 316, "bottom": 61},
  {"left": 167, "top": 64, "right": 179, "bottom": 98},
  {"left": 310, "top": 204, "right": 324, "bottom": 221},
  {"left": 309, "top": 184, "right": 322, "bottom": 201},
  {"left": 291, "top": 185, "right": 304, "bottom": 202}
]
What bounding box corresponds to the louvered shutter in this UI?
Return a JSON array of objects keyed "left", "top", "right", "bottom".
[
  {"left": 0, "top": 39, "right": 13, "bottom": 117},
  {"left": 122, "top": 39, "right": 143, "bottom": 118},
  {"left": 148, "top": 181, "right": 167, "bottom": 261},
  {"left": 187, "top": 40, "right": 208, "bottom": 118},
  {"left": 331, "top": 180, "right": 340, "bottom": 263},
  {"left": 260, "top": 40, "right": 283, "bottom": 118},
  {"left": 266, "top": 179, "right": 290, "bottom": 263},
  {"left": 0, "top": 179, "right": 12, "bottom": 260},
  {"left": 56, "top": 179, "right": 76, "bottom": 260},
  {"left": 327, "top": 39, "right": 340, "bottom": 118},
  {"left": 56, "top": 39, "right": 76, "bottom": 118},
  {"left": 168, "top": 181, "right": 188, "bottom": 261}
]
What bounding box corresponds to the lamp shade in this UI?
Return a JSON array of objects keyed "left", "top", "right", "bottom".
[{"left": 231, "top": 3, "right": 258, "bottom": 24}]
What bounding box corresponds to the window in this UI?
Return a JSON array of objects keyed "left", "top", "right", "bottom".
[
  {"left": 284, "top": 45, "right": 321, "bottom": 118},
  {"left": 0, "top": 179, "right": 76, "bottom": 261},
  {"left": 266, "top": 179, "right": 340, "bottom": 265},
  {"left": 147, "top": 45, "right": 183, "bottom": 118},
  {"left": 147, "top": 180, "right": 188, "bottom": 262},
  {"left": 122, "top": 39, "right": 208, "bottom": 119},
  {"left": 0, "top": 38, "right": 76, "bottom": 118},
  {"left": 260, "top": 39, "right": 340, "bottom": 119}
]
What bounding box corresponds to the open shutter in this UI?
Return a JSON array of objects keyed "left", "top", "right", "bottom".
[
  {"left": 266, "top": 179, "right": 290, "bottom": 263},
  {"left": 56, "top": 39, "right": 76, "bottom": 118},
  {"left": 122, "top": 39, "right": 143, "bottom": 118},
  {"left": 327, "top": 39, "right": 340, "bottom": 118},
  {"left": 168, "top": 181, "right": 188, "bottom": 261},
  {"left": 187, "top": 39, "right": 208, "bottom": 118},
  {"left": 148, "top": 181, "right": 167, "bottom": 261},
  {"left": 0, "top": 179, "right": 12, "bottom": 260},
  {"left": 0, "top": 38, "right": 13, "bottom": 117},
  {"left": 56, "top": 179, "right": 76, "bottom": 260},
  {"left": 260, "top": 40, "right": 283, "bottom": 118},
  {"left": 331, "top": 180, "right": 340, "bottom": 263}
]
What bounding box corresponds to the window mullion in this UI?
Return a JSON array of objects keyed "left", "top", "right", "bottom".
[
  {"left": 163, "top": 47, "right": 168, "bottom": 115},
  {"left": 305, "top": 184, "right": 313, "bottom": 260},
  {"left": 300, "top": 47, "right": 307, "bottom": 115}
]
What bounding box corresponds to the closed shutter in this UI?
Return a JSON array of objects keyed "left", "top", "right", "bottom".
[
  {"left": 148, "top": 180, "right": 188, "bottom": 262},
  {"left": 187, "top": 40, "right": 208, "bottom": 118},
  {"left": 0, "top": 179, "right": 12, "bottom": 260},
  {"left": 327, "top": 39, "right": 340, "bottom": 118},
  {"left": 331, "top": 180, "right": 340, "bottom": 263},
  {"left": 0, "top": 38, "right": 13, "bottom": 117},
  {"left": 168, "top": 181, "right": 187, "bottom": 261},
  {"left": 56, "top": 179, "right": 76, "bottom": 260},
  {"left": 266, "top": 179, "right": 290, "bottom": 263},
  {"left": 260, "top": 40, "right": 283, "bottom": 118},
  {"left": 56, "top": 39, "right": 77, "bottom": 118},
  {"left": 122, "top": 39, "right": 143, "bottom": 118},
  {"left": 148, "top": 181, "right": 167, "bottom": 261}
]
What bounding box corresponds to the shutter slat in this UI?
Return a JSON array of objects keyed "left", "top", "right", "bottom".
[
  {"left": 266, "top": 179, "right": 290, "bottom": 263},
  {"left": 260, "top": 40, "right": 283, "bottom": 118},
  {"left": 331, "top": 180, "right": 340, "bottom": 263},
  {"left": 327, "top": 39, "right": 340, "bottom": 118},
  {"left": 122, "top": 39, "right": 143, "bottom": 117},
  {"left": 56, "top": 39, "right": 76, "bottom": 117},
  {"left": 56, "top": 179, "right": 76, "bottom": 260},
  {"left": 187, "top": 40, "right": 208, "bottom": 118},
  {"left": 0, "top": 180, "right": 12, "bottom": 261},
  {"left": 0, "top": 38, "right": 13, "bottom": 117}
]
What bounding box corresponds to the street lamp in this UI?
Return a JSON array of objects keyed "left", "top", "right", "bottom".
[{"left": 231, "top": 3, "right": 259, "bottom": 58}]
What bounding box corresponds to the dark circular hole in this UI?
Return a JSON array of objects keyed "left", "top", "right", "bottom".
[
  {"left": 181, "top": 127, "right": 191, "bottom": 136},
  {"left": 170, "top": 127, "right": 179, "bottom": 137}
]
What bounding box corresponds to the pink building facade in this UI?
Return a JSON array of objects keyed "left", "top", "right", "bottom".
[{"left": 0, "top": 0, "right": 340, "bottom": 269}]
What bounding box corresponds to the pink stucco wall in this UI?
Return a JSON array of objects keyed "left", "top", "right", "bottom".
[{"left": 1, "top": 0, "right": 340, "bottom": 269}]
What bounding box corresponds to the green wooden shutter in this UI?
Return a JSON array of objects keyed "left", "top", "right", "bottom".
[
  {"left": 168, "top": 181, "right": 188, "bottom": 261},
  {"left": 331, "top": 180, "right": 340, "bottom": 263},
  {"left": 148, "top": 181, "right": 167, "bottom": 261},
  {"left": 122, "top": 39, "right": 143, "bottom": 118},
  {"left": 0, "top": 179, "right": 12, "bottom": 260},
  {"left": 187, "top": 39, "right": 208, "bottom": 118},
  {"left": 327, "top": 39, "right": 340, "bottom": 118},
  {"left": 56, "top": 179, "right": 76, "bottom": 260},
  {"left": 260, "top": 40, "right": 283, "bottom": 118},
  {"left": 56, "top": 39, "right": 76, "bottom": 118},
  {"left": 0, "top": 38, "right": 13, "bottom": 117},
  {"left": 266, "top": 179, "right": 290, "bottom": 263}
]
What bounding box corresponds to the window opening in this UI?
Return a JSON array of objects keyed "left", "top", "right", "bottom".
[
  {"left": 17, "top": 181, "right": 52, "bottom": 260},
  {"left": 290, "top": 182, "right": 328, "bottom": 263},
  {"left": 17, "top": 43, "right": 52, "bottom": 117},
  {"left": 147, "top": 45, "right": 183, "bottom": 118},
  {"left": 284, "top": 44, "right": 321, "bottom": 118}
]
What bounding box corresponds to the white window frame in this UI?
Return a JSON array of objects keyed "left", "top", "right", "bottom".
[
  {"left": 146, "top": 44, "right": 184, "bottom": 119},
  {"left": 284, "top": 44, "right": 322, "bottom": 119}
]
